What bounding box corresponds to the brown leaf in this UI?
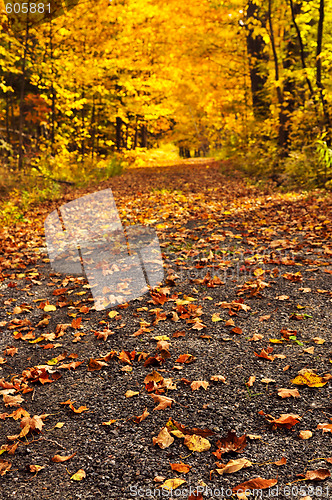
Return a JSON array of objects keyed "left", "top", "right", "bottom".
[
  {"left": 0, "top": 460, "right": 12, "bottom": 475},
  {"left": 259, "top": 411, "right": 301, "bottom": 429},
  {"left": 175, "top": 353, "right": 196, "bottom": 364},
  {"left": 210, "top": 375, "right": 226, "bottom": 383},
  {"left": 317, "top": 423, "right": 332, "bottom": 433},
  {"left": 191, "top": 380, "right": 209, "bottom": 391},
  {"left": 133, "top": 408, "right": 150, "bottom": 423},
  {"left": 213, "top": 431, "right": 247, "bottom": 458},
  {"left": 246, "top": 376, "right": 255, "bottom": 387},
  {"left": 88, "top": 359, "right": 108, "bottom": 371},
  {"left": 71, "top": 317, "right": 82, "bottom": 329},
  {"left": 254, "top": 346, "right": 275, "bottom": 361},
  {"left": 150, "top": 394, "right": 175, "bottom": 411},
  {"left": 172, "top": 331, "right": 186, "bottom": 338},
  {"left": 52, "top": 452, "right": 77, "bottom": 463},
  {"left": 4, "top": 347, "right": 18, "bottom": 357},
  {"left": 152, "top": 426, "right": 174, "bottom": 449},
  {"left": 274, "top": 456, "right": 286, "bottom": 466},
  {"left": 3, "top": 394, "right": 24, "bottom": 407},
  {"left": 304, "top": 469, "right": 330, "bottom": 481},
  {"left": 215, "top": 457, "right": 252, "bottom": 475},
  {"left": 170, "top": 419, "right": 215, "bottom": 437},
  {"left": 259, "top": 314, "right": 271, "bottom": 322},
  {"left": 278, "top": 388, "right": 300, "bottom": 398},
  {"left": 233, "top": 477, "right": 277, "bottom": 492}
]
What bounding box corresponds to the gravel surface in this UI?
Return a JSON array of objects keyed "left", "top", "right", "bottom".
[{"left": 0, "top": 161, "right": 331, "bottom": 500}]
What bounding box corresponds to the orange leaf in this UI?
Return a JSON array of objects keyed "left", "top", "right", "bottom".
[
  {"left": 233, "top": 477, "right": 277, "bottom": 492},
  {"left": 71, "top": 317, "right": 82, "bottom": 329},
  {"left": 52, "top": 452, "right": 77, "bottom": 463},
  {"left": 170, "top": 461, "right": 191, "bottom": 473}
]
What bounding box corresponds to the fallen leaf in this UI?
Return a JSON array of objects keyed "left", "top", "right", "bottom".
[
  {"left": 304, "top": 469, "right": 330, "bottom": 481},
  {"left": 88, "top": 359, "right": 108, "bottom": 371},
  {"left": 133, "top": 408, "right": 149, "bottom": 423},
  {"left": 44, "top": 304, "right": 56, "bottom": 312},
  {"left": 170, "top": 461, "right": 191, "bottom": 473},
  {"left": 312, "top": 337, "right": 325, "bottom": 344},
  {"left": 191, "top": 380, "right": 209, "bottom": 391},
  {"left": 153, "top": 426, "right": 174, "bottom": 449},
  {"left": 175, "top": 353, "right": 196, "bottom": 364},
  {"left": 299, "top": 430, "right": 313, "bottom": 440},
  {"left": 160, "top": 478, "right": 186, "bottom": 490},
  {"left": 52, "top": 452, "right": 77, "bottom": 463},
  {"left": 125, "top": 390, "right": 139, "bottom": 398},
  {"left": 233, "top": 477, "right": 278, "bottom": 492},
  {"left": 151, "top": 394, "right": 174, "bottom": 410},
  {"left": 210, "top": 375, "right": 226, "bottom": 383},
  {"left": 70, "top": 469, "right": 86, "bottom": 481},
  {"left": 278, "top": 388, "right": 300, "bottom": 398},
  {"left": 317, "top": 423, "right": 332, "bottom": 433},
  {"left": 184, "top": 434, "right": 211, "bottom": 452},
  {"left": 291, "top": 371, "right": 328, "bottom": 387},
  {"left": 213, "top": 431, "right": 247, "bottom": 458},
  {"left": 0, "top": 459, "right": 11, "bottom": 476},
  {"left": 3, "top": 394, "right": 24, "bottom": 407},
  {"left": 215, "top": 457, "right": 252, "bottom": 475}
]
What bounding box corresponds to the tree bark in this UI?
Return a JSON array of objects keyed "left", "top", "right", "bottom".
[
  {"left": 268, "top": 0, "right": 287, "bottom": 153},
  {"left": 116, "top": 116, "right": 122, "bottom": 150},
  {"left": 316, "top": 0, "right": 331, "bottom": 139},
  {"left": 246, "top": 0, "right": 270, "bottom": 120},
  {"left": 18, "top": 16, "right": 30, "bottom": 170}
]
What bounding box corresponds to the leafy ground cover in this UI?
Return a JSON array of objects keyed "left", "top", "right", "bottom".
[{"left": 0, "top": 160, "right": 331, "bottom": 500}]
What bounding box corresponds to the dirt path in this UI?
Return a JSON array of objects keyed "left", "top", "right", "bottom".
[{"left": 0, "top": 161, "right": 331, "bottom": 499}]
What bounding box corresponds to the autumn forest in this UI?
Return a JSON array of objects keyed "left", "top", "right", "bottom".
[
  {"left": 0, "top": 0, "right": 332, "bottom": 496},
  {"left": 0, "top": 0, "right": 332, "bottom": 191}
]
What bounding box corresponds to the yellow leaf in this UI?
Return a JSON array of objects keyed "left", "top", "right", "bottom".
[
  {"left": 70, "top": 469, "right": 86, "bottom": 481},
  {"left": 125, "top": 390, "right": 139, "bottom": 398},
  {"left": 160, "top": 478, "right": 186, "bottom": 490},
  {"left": 102, "top": 419, "right": 116, "bottom": 426},
  {"left": 211, "top": 313, "right": 222, "bottom": 322},
  {"left": 47, "top": 358, "right": 59, "bottom": 365},
  {"left": 183, "top": 434, "right": 211, "bottom": 452},
  {"left": 44, "top": 305, "right": 56, "bottom": 312},
  {"left": 29, "top": 337, "right": 44, "bottom": 343},
  {"left": 153, "top": 335, "right": 170, "bottom": 341},
  {"left": 291, "top": 372, "right": 327, "bottom": 387},
  {"left": 54, "top": 422, "right": 65, "bottom": 429},
  {"left": 108, "top": 311, "right": 118, "bottom": 318}
]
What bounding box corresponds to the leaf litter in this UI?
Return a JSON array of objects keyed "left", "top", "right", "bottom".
[{"left": 0, "top": 162, "right": 331, "bottom": 498}]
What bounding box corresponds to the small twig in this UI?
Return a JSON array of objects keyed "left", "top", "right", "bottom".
[{"left": 41, "top": 437, "right": 65, "bottom": 449}]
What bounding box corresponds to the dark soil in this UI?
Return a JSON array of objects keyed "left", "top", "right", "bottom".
[{"left": 0, "top": 161, "right": 331, "bottom": 499}]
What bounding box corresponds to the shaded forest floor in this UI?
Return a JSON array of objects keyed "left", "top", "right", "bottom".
[{"left": 0, "top": 160, "right": 332, "bottom": 499}]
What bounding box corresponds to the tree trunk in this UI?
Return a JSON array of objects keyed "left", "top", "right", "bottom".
[
  {"left": 116, "top": 116, "right": 122, "bottom": 150},
  {"left": 246, "top": 0, "right": 270, "bottom": 120},
  {"left": 316, "top": 0, "right": 331, "bottom": 140},
  {"left": 268, "top": 0, "right": 287, "bottom": 153},
  {"left": 18, "top": 17, "right": 30, "bottom": 170},
  {"left": 140, "top": 124, "right": 147, "bottom": 148}
]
